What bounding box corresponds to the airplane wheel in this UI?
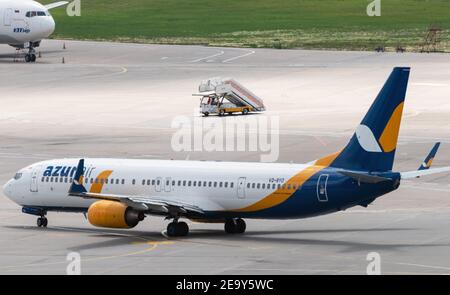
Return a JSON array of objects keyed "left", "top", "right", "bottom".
[
  {"left": 235, "top": 218, "right": 246, "bottom": 234},
  {"left": 177, "top": 221, "right": 189, "bottom": 236},
  {"left": 42, "top": 217, "right": 48, "bottom": 227},
  {"left": 167, "top": 221, "right": 189, "bottom": 237},
  {"left": 31, "top": 54, "right": 36, "bottom": 62},
  {"left": 25, "top": 54, "right": 32, "bottom": 63},
  {"left": 225, "top": 218, "right": 246, "bottom": 234},
  {"left": 224, "top": 219, "right": 236, "bottom": 234},
  {"left": 167, "top": 222, "right": 177, "bottom": 236}
]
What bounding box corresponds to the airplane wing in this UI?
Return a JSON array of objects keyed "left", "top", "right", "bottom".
[
  {"left": 45, "top": 1, "right": 69, "bottom": 10},
  {"left": 68, "top": 159, "right": 205, "bottom": 216}
]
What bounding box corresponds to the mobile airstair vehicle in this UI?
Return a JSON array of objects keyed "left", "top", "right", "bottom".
[{"left": 196, "top": 77, "right": 265, "bottom": 116}]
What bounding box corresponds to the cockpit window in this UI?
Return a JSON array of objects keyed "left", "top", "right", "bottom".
[
  {"left": 13, "top": 172, "right": 22, "bottom": 180},
  {"left": 26, "top": 11, "right": 48, "bottom": 18}
]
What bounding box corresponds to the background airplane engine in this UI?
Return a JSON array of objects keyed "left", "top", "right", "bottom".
[{"left": 87, "top": 200, "right": 144, "bottom": 228}]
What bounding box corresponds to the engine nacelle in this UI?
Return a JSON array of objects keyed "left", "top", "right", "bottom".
[{"left": 87, "top": 200, "right": 144, "bottom": 229}]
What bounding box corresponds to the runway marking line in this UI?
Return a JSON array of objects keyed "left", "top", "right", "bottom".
[
  {"left": 222, "top": 50, "right": 255, "bottom": 63},
  {"left": 190, "top": 50, "right": 224, "bottom": 63}
]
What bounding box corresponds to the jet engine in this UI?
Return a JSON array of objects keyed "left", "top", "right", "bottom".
[{"left": 87, "top": 200, "right": 144, "bottom": 229}]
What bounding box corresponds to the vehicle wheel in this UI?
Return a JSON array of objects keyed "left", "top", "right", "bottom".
[
  {"left": 42, "top": 217, "right": 48, "bottom": 227},
  {"left": 203, "top": 112, "right": 209, "bottom": 117},
  {"left": 25, "top": 54, "right": 31, "bottom": 63},
  {"left": 242, "top": 109, "right": 249, "bottom": 115},
  {"left": 228, "top": 112, "right": 232, "bottom": 115},
  {"left": 224, "top": 219, "right": 237, "bottom": 234},
  {"left": 31, "top": 54, "right": 36, "bottom": 62},
  {"left": 177, "top": 221, "right": 189, "bottom": 236},
  {"left": 219, "top": 110, "right": 225, "bottom": 116},
  {"left": 37, "top": 217, "right": 43, "bottom": 227},
  {"left": 235, "top": 218, "right": 246, "bottom": 234}
]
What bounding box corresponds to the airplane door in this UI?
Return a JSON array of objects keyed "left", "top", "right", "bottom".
[
  {"left": 4, "top": 8, "right": 12, "bottom": 26},
  {"left": 30, "top": 166, "right": 41, "bottom": 192},
  {"left": 237, "top": 177, "right": 246, "bottom": 199},
  {"left": 164, "top": 177, "right": 172, "bottom": 192},
  {"left": 316, "top": 174, "right": 329, "bottom": 202},
  {"left": 155, "top": 177, "right": 162, "bottom": 192}
]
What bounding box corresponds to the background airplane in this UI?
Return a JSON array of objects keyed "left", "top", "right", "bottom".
[
  {"left": 3, "top": 67, "right": 450, "bottom": 237},
  {"left": 0, "top": 0, "right": 67, "bottom": 62}
]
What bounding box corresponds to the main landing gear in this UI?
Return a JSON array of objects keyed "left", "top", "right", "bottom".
[
  {"left": 37, "top": 216, "right": 48, "bottom": 227},
  {"left": 224, "top": 218, "right": 246, "bottom": 234},
  {"left": 166, "top": 220, "right": 189, "bottom": 237}
]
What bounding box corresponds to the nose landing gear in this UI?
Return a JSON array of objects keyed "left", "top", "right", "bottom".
[
  {"left": 37, "top": 216, "right": 48, "bottom": 227},
  {"left": 24, "top": 42, "right": 38, "bottom": 63}
]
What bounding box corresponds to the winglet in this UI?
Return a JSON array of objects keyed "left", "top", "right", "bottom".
[
  {"left": 418, "top": 142, "right": 441, "bottom": 170},
  {"left": 68, "top": 159, "right": 87, "bottom": 195}
]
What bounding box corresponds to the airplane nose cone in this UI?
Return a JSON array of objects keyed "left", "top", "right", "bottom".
[
  {"left": 43, "top": 17, "right": 56, "bottom": 37},
  {"left": 3, "top": 180, "right": 13, "bottom": 199}
]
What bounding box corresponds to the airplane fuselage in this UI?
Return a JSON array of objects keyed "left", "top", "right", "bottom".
[
  {"left": 3, "top": 158, "right": 400, "bottom": 220},
  {"left": 0, "top": 0, "right": 55, "bottom": 45}
]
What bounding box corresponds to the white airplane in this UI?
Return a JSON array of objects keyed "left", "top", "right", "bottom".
[
  {"left": 3, "top": 68, "right": 450, "bottom": 237},
  {"left": 0, "top": 0, "right": 68, "bottom": 62}
]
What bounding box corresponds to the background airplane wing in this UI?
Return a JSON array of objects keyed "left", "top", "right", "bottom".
[
  {"left": 45, "top": 1, "right": 69, "bottom": 10},
  {"left": 401, "top": 166, "right": 450, "bottom": 179}
]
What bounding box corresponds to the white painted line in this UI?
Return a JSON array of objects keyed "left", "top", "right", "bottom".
[
  {"left": 222, "top": 50, "right": 255, "bottom": 63},
  {"left": 190, "top": 50, "right": 224, "bottom": 63}
]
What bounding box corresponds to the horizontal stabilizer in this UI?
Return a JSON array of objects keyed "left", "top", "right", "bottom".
[{"left": 338, "top": 171, "right": 391, "bottom": 184}]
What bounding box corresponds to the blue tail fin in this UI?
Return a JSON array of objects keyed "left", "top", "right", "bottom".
[
  {"left": 68, "top": 159, "right": 87, "bottom": 195},
  {"left": 418, "top": 142, "right": 441, "bottom": 170},
  {"left": 329, "top": 67, "right": 410, "bottom": 172}
]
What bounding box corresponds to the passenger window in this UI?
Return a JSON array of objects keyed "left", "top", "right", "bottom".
[
  {"left": 178, "top": 180, "right": 181, "bottom": 186},
  {"left": 172, "top": 180, "right": 175, "bottom": 186},
  {"left": 95, "top": 178, "right": 98, "bottom": 184},
  {"left": 64, "top": 177, "right": 68, "bottom": 183},
  {"left": 277, "top": 184, "right": 281, "bottom": 189},
  {"left": 115, "top": 179, "right": 119, "bottom": 184},
  {"left": 262, "top": 183, "right": 265, "bottom": 189},
  {"left": 41, "top": 177, "right": 45, "bottom": 182},
  {"left": 121, "top": 179, "right": 125, "bottom": 185},
  {"left": 287, "top": 184, "right": 291, "bottom": 190},
  {"left": 198, "top": 181, "right": 202, "bottom": 187},
  {"left": 257, "top": 183, "right": 260, "bottom": 189},
  {"left": 214, "top": 182, "right": 217, "bottom": 187},
  {"left": 156, "top": 180, "right": 160, "bottom": 185},
  {"left": 55, "top": 178, "right": 58, "bottom": 183},
  {"left": 225, "top": 182, "right": 228, "bottom": 188},
  {"left": 46, "top": 177, "right": 49, "bottom": 182},
  {"left": 183, "top": 180, "right": 186, "bottom": 186},
  {"left": 193, "top": 181, "right": 196, "bottom": 186},
  {"left": 69, "top": 178, "right": 72, "bottom": 183},
  {"left": 219, "top": 182, "right": 223, "bottom": 188},
  {"left": 152, "top": 180, "right": 155, "bottom": 185},
  {"left": 272, "top": 184, "right": 276, "bottom": 189},
  {"left": 203, "top": 181, "right": 207, "bottom": 186},
  {"left": 208, "top": 181, "right": 212, "bottom": 187},
  {"left": 252, "top": 183, "right": 255, "bottom": 189},
  {"left": 188, "top": 181, "right": 191, "bottom": 186},
  {"left": 230, "top": 182, "right": 234, "bottom": 188},
  {"left": 132, "top": 179, "right": 136, "bottom": 185}
]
